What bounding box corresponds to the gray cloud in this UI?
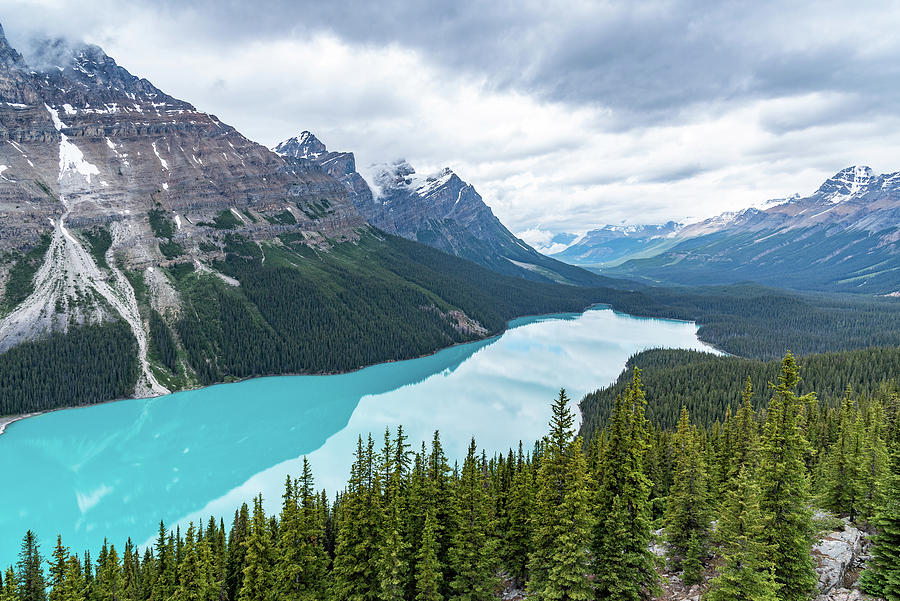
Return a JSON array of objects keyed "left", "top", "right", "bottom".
[{"left": 2, "top": 0, "right": 900, "bottom": 235}]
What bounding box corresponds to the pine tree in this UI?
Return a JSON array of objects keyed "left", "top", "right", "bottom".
[
  {"left": 48, "top": 536, "right": 68, "bottom": 601},
  {"left": 238, "top": 496, "right": 273, "bottom": 601},
  {"left": 415, "top": 508, "right": 443, "bottom": 601},
  {"left": 819, "top": 388, "right": 861, "bottom": 519},
  {"left": 447, "top": 439, "right": 497, "bottom": 601},
  {"left": 527, "top": 389, "right": 593, "bottom": 601},
  {"left": 756, "top": 353, "right": 816, "bottom": 601},
  {"left": 665, "top": 407, "right": 711, "bottom": 569},
  {"left": 591, "top": 372, "right": 657, "bottom": 600},
  {"left": 17, "top": 530, "right": 46, "bottom": 601},
  {"left": 705, "top": 465, "right": 778, "bottom": 601},
  {"left": 1, "top": 567, "right": 18, "bottom": 601},
  {"left": 859, "top": 419, "right": 900, "bottom": 600}
]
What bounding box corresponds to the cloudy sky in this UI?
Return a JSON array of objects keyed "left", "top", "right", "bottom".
[{"left": 4, "top": 0, "right": 900, "bottom": 251}]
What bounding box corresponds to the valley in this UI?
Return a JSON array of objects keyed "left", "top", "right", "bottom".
[
  {"left": 0, "top": 305, "right": 715, "bottom": 565},
  {"left": 0, "top": 11, "right": 897, "bottom": 601}
]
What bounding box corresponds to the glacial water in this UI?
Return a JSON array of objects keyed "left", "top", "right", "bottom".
[{"left": 0, "top": 306, "right": 717, "bottom": 564}]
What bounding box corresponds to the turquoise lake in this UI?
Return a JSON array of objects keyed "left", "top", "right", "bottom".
[{"left": 0, "top": 307, "right": 716, "bottom": 564}]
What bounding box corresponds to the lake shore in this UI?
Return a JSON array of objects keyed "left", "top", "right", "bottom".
[
  {"left": 0, "top": 303, "right": 713, "bottom": 437},
  {"left": 0, "top": 412, "right": 43, "bottom": 436}
]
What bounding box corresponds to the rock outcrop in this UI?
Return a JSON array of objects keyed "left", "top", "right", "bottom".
[{"left": 655, "top": 518, "right": 876, "bottom": 601}]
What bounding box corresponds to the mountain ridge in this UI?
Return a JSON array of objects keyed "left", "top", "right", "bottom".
[
  {"left": 275, "top": 131, "right": 608, "bottom": 286},
  {"left": 555, "top": 165, "right": 900, "bottom": 293}
]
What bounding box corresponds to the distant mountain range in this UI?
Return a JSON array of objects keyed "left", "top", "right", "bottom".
[
  {"left": 554, "top": 222, "right": 682, "bottom": 266},
  {"left": 554, "top": 166, "right": 900, "bottom": 294},
  {"left": 275, "top": 131, "right": 601, "bottom": 285}
]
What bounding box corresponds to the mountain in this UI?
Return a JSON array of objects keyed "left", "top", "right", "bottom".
[
  {"left": 553, "top": 222, "right": 682, "bottom": 266},
  {"left": 574, "top": 166, "right": 900, "bottom": 294},
  {"left": 0, "top": 25, "right": 611, "bottom": 410},
  {"left": 275, "top": 132, "right": 606, "bottom": 285}
]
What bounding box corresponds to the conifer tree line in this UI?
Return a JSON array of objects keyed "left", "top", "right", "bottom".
[{"left": 2, "top": 352, "right": 899, "bottom": 601}]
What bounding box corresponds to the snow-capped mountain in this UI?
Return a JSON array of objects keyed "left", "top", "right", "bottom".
[
  {"left": 275, "top": 133, "right": 602, "bottom": 285},
  {"left": 593, "top": 166, "right": 900, "bottom": 293},
  {"left": 553, "top": 222, "right": 682, "bottom": 266}
]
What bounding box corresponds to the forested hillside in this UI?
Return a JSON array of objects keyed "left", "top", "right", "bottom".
[
  {"left": 0, "top": 230, "right": 609, "bottom": 416},
  {"left": 580, "top": 347, "right": 900, "bottom": 431},
  {"left": 4, "top": 356, "right": 899, "bottom": 601},
  {"left": 602, "top": 283, "right": 900, "bottom": 360},
  {"left": 4, "top": 231, "right": 900, "bottom": 417}
]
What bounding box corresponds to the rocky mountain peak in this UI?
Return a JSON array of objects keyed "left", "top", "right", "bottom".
[
  {"left": 814, "top": 165, "right": 877, "bottom": 203},
  {"left": 0, "top": 23, "right": 26, "bottom": 69},
  {"left": 274, "top": 131, "right": 327, "bottom": 159}
]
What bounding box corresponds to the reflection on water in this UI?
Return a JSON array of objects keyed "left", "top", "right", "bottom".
[{"left": 0, "top": 307, "right": 716, "bottom": 563}]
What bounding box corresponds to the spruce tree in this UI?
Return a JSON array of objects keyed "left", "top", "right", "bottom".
[
  {"left": 756, "top": 353, "right": 816, "bottom": 601},
  {"left": 332, "top": 436, "right": 381, "bottom": 601},
  {"left": 819, "top": 388, "right": 861, "bottom": 519},
  {"left": 705, "top": 465, "right": 778, "bottom": 601},
  {"left": 378, "top": 473, "right": 409, "bottom": 601},
  {"left": 528, "top": 389, "right": 593, "bottom": 601},
  {"left": 48, "top": 536, "right": 68, "bottom": 601},
  {"left": 415, "top": 508, "right": 443, "bottom": 601},
  {"left": 1, "top": 567, "right": 18, "bottom": 601},
  {"left": 859, "top": 419, "right": 900, "bottom": 600},
  {"left": 592, "top": 372, "right": 657, "bottom": 600},
  {"left": 17, "top": 530, "right": 46, "bottom": 601},
  {"left": 857, "top": 400, "right": 889, "bottom": 522},
  {"left": 238, "top": 496, "right": 274, "bottom": 601},
  {"left": 153, "top": 522, "right": 176, "bottom": 601},
  {"left": 61, "top": 555, "right": 86, "bottom": 601},
  {"left": 665, "top": 407, "right": 711, "bottom": 570},
  {"left": 504, "top": 444, "right": 535, "bottom": 588},
  {"left": 447, "top": 439, "right": 497, "bottom": 601}
]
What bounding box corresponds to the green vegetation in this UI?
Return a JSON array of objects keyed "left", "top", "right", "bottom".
[
  {"left": 580, "top": 346, "right": 900, "bottom": 431},
  {"left": 8, "top": 358, "right": 898, "bottom": 600},
  {"left": 148, "top": 310, "right": 178, "bottom": 374},
  {"left": 1, "top": 234, "right": 51, "bottom": 313},
  {"left": 167, "top": 231, "right": 604, "bottom": 384},
  {"left": 209, "top": 210, "right": 242, "bottom": 230},
  {"left": 603, "top": 283, "right": 900, "bottom": 360},
  {"left": 148, "top": 208, "right": 176, "bottom": 239},
  {"left": 148, "top": 208, "right": 183, "bottom": 258},
  {"left": 0, "top": 321, "right": 138, "bottom": 416},
  {"left": 605, "top": 225, "right": 900, "bottom": 295},
  {"left": 158, "top": 240, "right": 184, "bottom": 260},
  {"left": 80, "top": 227, "right": 112, "bottom": 269},
  {"left": 265, "top": 210, "right": 296, "bottom": 225}
]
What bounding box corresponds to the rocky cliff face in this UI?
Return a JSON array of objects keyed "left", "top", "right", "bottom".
[
  {"left": 276, "top": 133, "right": 607, "bottom": 286},
  {"left": 0, "top": 25, "right": 364, "bottom": 392}
]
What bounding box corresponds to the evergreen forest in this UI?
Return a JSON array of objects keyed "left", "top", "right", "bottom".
[{"left": 3, "top": 355, "right": 899, "bottom": 601}]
